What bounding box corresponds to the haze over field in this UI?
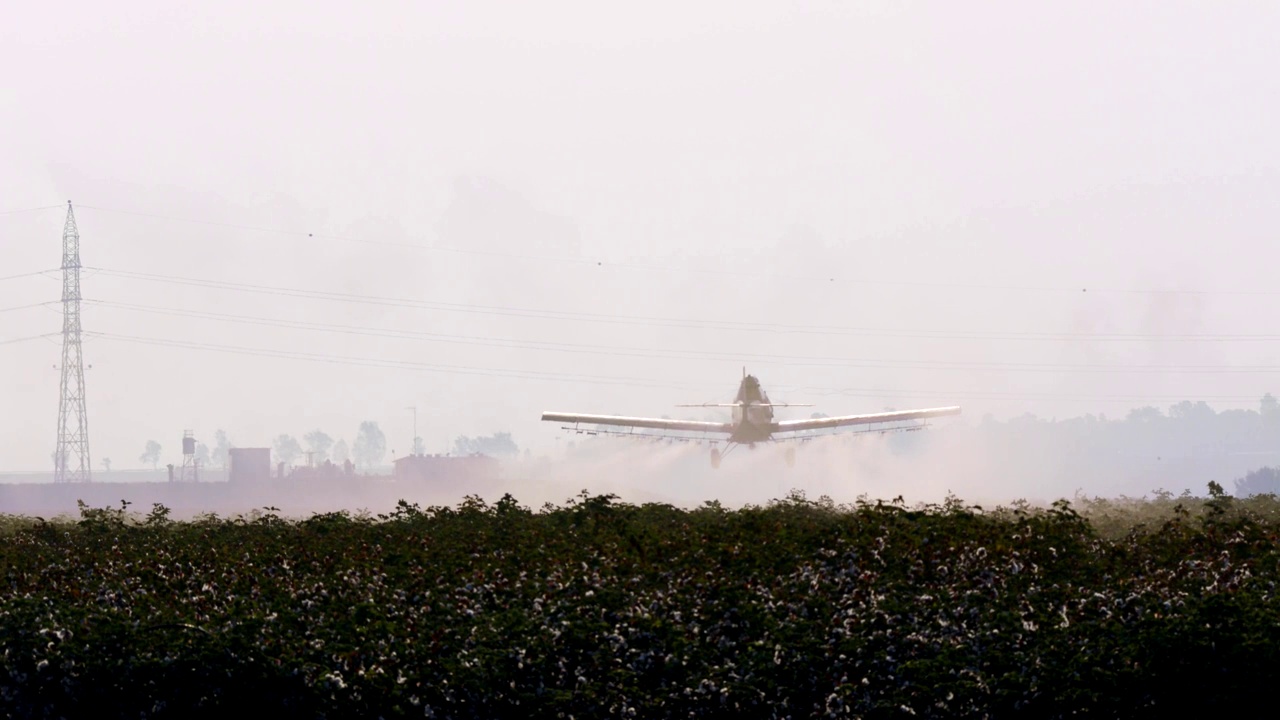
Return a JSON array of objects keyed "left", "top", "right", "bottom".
[{"left": 4, "top": 2, "right": 1280, "bottom": 502}]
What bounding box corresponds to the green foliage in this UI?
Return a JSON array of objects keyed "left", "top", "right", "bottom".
[
  {"left": 1235, "top": 466, "right": 1280, "bottom": 496},
  {"left": 352, "top": 420, "right": 387, "bottom": 467},
  {"left": 139, "top": 439, "right": 162, "bottom": 469},
  {"left": 453, "top": 430, "right": 519, "bottom": 457},
  {"left": 272, "top": 433, "right": 303, "bottom": 465},
  {"left": 212, "top": 429, "right": 234, "bottom": 469},
  {"left": 3, "top": 491, "right": 1280, "bottom": 716},
  {"left": 144, "top": 502, "right": 172, "bottom": 527},
  {"left": 76, "top": 498, "right": 132, "bottom": 532},
  {"left": 304, "top": 429, "right": 335, "bottom": 462}
]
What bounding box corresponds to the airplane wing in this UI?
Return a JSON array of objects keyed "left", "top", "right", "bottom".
[
  {"left": 772, "top": 406, "right": 962, "bottom": 434},
  {"left": 541, "top": 412, "right": 733, "bottom": 434}
]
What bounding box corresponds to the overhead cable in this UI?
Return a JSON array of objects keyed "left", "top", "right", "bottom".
[
  {"left": 73, "top": 203, "right": 1280, "bottom": 296},
  {"left": 82, "top": 266, "right": 1280, "bottom": 341},
  {"left": 79, "top": 299, "right": 1280, "bottom": 372}
]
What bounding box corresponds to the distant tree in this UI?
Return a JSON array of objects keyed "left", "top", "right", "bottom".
[
  {"left": 352, "top": 421, "right": 387, "bottom": 468},
  {"left": 412, "top": 436, "right": 426, "bottom": 455},
  {"left": 1263, "top": 393, "right": 1280, "bottom": 419},
  {"left": 1235, "top": 466, "right": 1280, "bottom": 497},
  {"left": 304, "top": 430, "right": 335, "bottom": 463},
  {"left": 140, "top": 440, "right": 162, "bottom": 469},
  {"left": 101, "top": 457, "right": 111, "bottom": 472},
  {"left": 493, "top": 432, "right": 518, "bottom": 456},
  {"left": 273, "top": 435, "right": 303, "bottom": 466},
  {"left": 454, "top": 432, "right": 518, "bottom": 457},
  {"left": 331, "top": 439, "right": 350, "bottom": 465},
  {"left": 1168, "top": 400, "right": 1215, "bottom": 421},
  {"left": 1127, "top": 406, "right": 1163, "bottom": 423},
  {"left": 211, "top": 429, "right": 233, "bottom": 468},
  {"left": 194, "top": 443, "right": 211, "bottom": 468}
]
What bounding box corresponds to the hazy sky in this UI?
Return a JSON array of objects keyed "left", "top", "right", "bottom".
[{"left": 4, "top": 1, "right": 1280, "bottom": 472}]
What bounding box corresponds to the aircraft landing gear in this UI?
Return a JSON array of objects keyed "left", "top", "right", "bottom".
[
  {"left": 785, "top": 447, "right": 796, "bottom": 468},
  {"left": 710, "top": 447, "right": 722, "bottom": 469}
]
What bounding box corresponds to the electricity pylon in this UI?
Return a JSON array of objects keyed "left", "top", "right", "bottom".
[{"left": 54, "top": 201, "right": 91, "bottom": 483}]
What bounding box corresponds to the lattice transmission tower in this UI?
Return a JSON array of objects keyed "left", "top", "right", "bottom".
[{"left": 54, "top": 200, "right": 91, "bottom": 483}]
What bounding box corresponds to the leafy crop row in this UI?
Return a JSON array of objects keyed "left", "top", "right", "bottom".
[{"left": 2, "top": 487, "right": 1279, "bottom": 718}]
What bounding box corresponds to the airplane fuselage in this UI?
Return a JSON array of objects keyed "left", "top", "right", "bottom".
[
  {"left": 729, "top": 403, "right": 775, "bottom": 443},
  {"left": 727, "top": 375, "right": 776, "bottom": 444}
]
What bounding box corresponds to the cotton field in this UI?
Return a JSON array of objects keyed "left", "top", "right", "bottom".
[{"left": 1, "top": 489, "right": 1278, "bottom": 718}]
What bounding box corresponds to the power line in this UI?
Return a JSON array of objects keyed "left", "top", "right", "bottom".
[
  {"left": 79, "top": 298, "right": 1280, "bottom": 373},
  {"left": 81, "top": 265, "right": 1280, "bottom": 341},
  {"left": 86, "top": 265, "right": 1024, "bottom": 335},
  {"left": 75, "top": 202, "right": 609, "bottom": 269},
  {"left": 774, "top": 385, "right": 1273, "bottom": 404},
  {"left": 85, "top": 331, "right": 709, "bottom": 391},
  {"left": 71, "top": 203, "right": 963, "bottom": 287},
  {"left": 0, "top": 301, "right": 58, "bottom": 314},
  {"left": 84, "top": 298, "right": 721, "bottom": 355},
  {"left": 0, "top": 204, "right": 64, "bottom": 216},
  {"left": 92, "top": 298, "right": 1071, "bottom": 364},
  {"left": 77, "top": 331, "right": 1275, "bottom": 407},
  {"left": 0, "top": 333, "right": 59, "bottom": 346},
  {"left": 9, "top": 204, "right": 1275, "bottom": 426},
  {"left": 70, "top": 203, "right": 1280, "bottom": 296},
  {"left": 0, "top": 269, "right": 58, "bottom": 283}
]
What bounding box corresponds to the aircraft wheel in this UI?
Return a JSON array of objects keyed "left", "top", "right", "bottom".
[
  {"left": 785, "top": 447, "right": 796, "bottom": 468},
  {"left": 710, "top": 448, "right": 722, "bottom": 469}
]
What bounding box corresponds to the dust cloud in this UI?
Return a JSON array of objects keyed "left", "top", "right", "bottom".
[
  {"left": 495, "top": 431, "right": 1017, "bottom": 512},
  {"left": 6, "top": 409, "right": 1267, "bottom": 523}
]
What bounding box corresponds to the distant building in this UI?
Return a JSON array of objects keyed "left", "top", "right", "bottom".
[
  {"left": 392, "top": 453, "right": 499, "bottom": 484},
  {"left": 228, "top": 448, "right": 271, "bottom": 484},
  {"left": 285, "top": 459, "right": 351, "bottom": 482}
]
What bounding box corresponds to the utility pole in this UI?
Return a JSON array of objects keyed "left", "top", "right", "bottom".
[
  {"left": 407, "top": 406, "right": 417, "bottom": 455},
  {"left": 54, "top": 201, "right": 91, "bottom": 483}
]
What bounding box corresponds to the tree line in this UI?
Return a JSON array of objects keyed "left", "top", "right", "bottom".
[
  {"left": 921, "top": 394, "right": 1280, "bottom": 498},
  {"left": 132, "top": 425, "right": 521, "bottom": 471}
]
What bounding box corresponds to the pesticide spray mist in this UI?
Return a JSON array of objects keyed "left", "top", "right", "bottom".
[{"left": 495, "top": 424, "right": 1042, "bottom": 512}]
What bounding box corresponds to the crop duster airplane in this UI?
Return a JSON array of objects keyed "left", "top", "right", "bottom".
[{"left": 542, "top": 370, "right": 962, "bottom": 468}]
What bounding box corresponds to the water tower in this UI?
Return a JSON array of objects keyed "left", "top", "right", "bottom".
[{"left": 179, "top": 430, "right": 199, "bottom": 482}]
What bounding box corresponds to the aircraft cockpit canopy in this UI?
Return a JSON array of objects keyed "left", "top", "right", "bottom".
[{"left": 736, "top": 374, "right": 770, "bottom": 404}]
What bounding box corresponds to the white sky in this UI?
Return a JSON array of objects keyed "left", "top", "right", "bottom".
[{"left": 3, "top": 1, "right": 1280, "bottom": 471}]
